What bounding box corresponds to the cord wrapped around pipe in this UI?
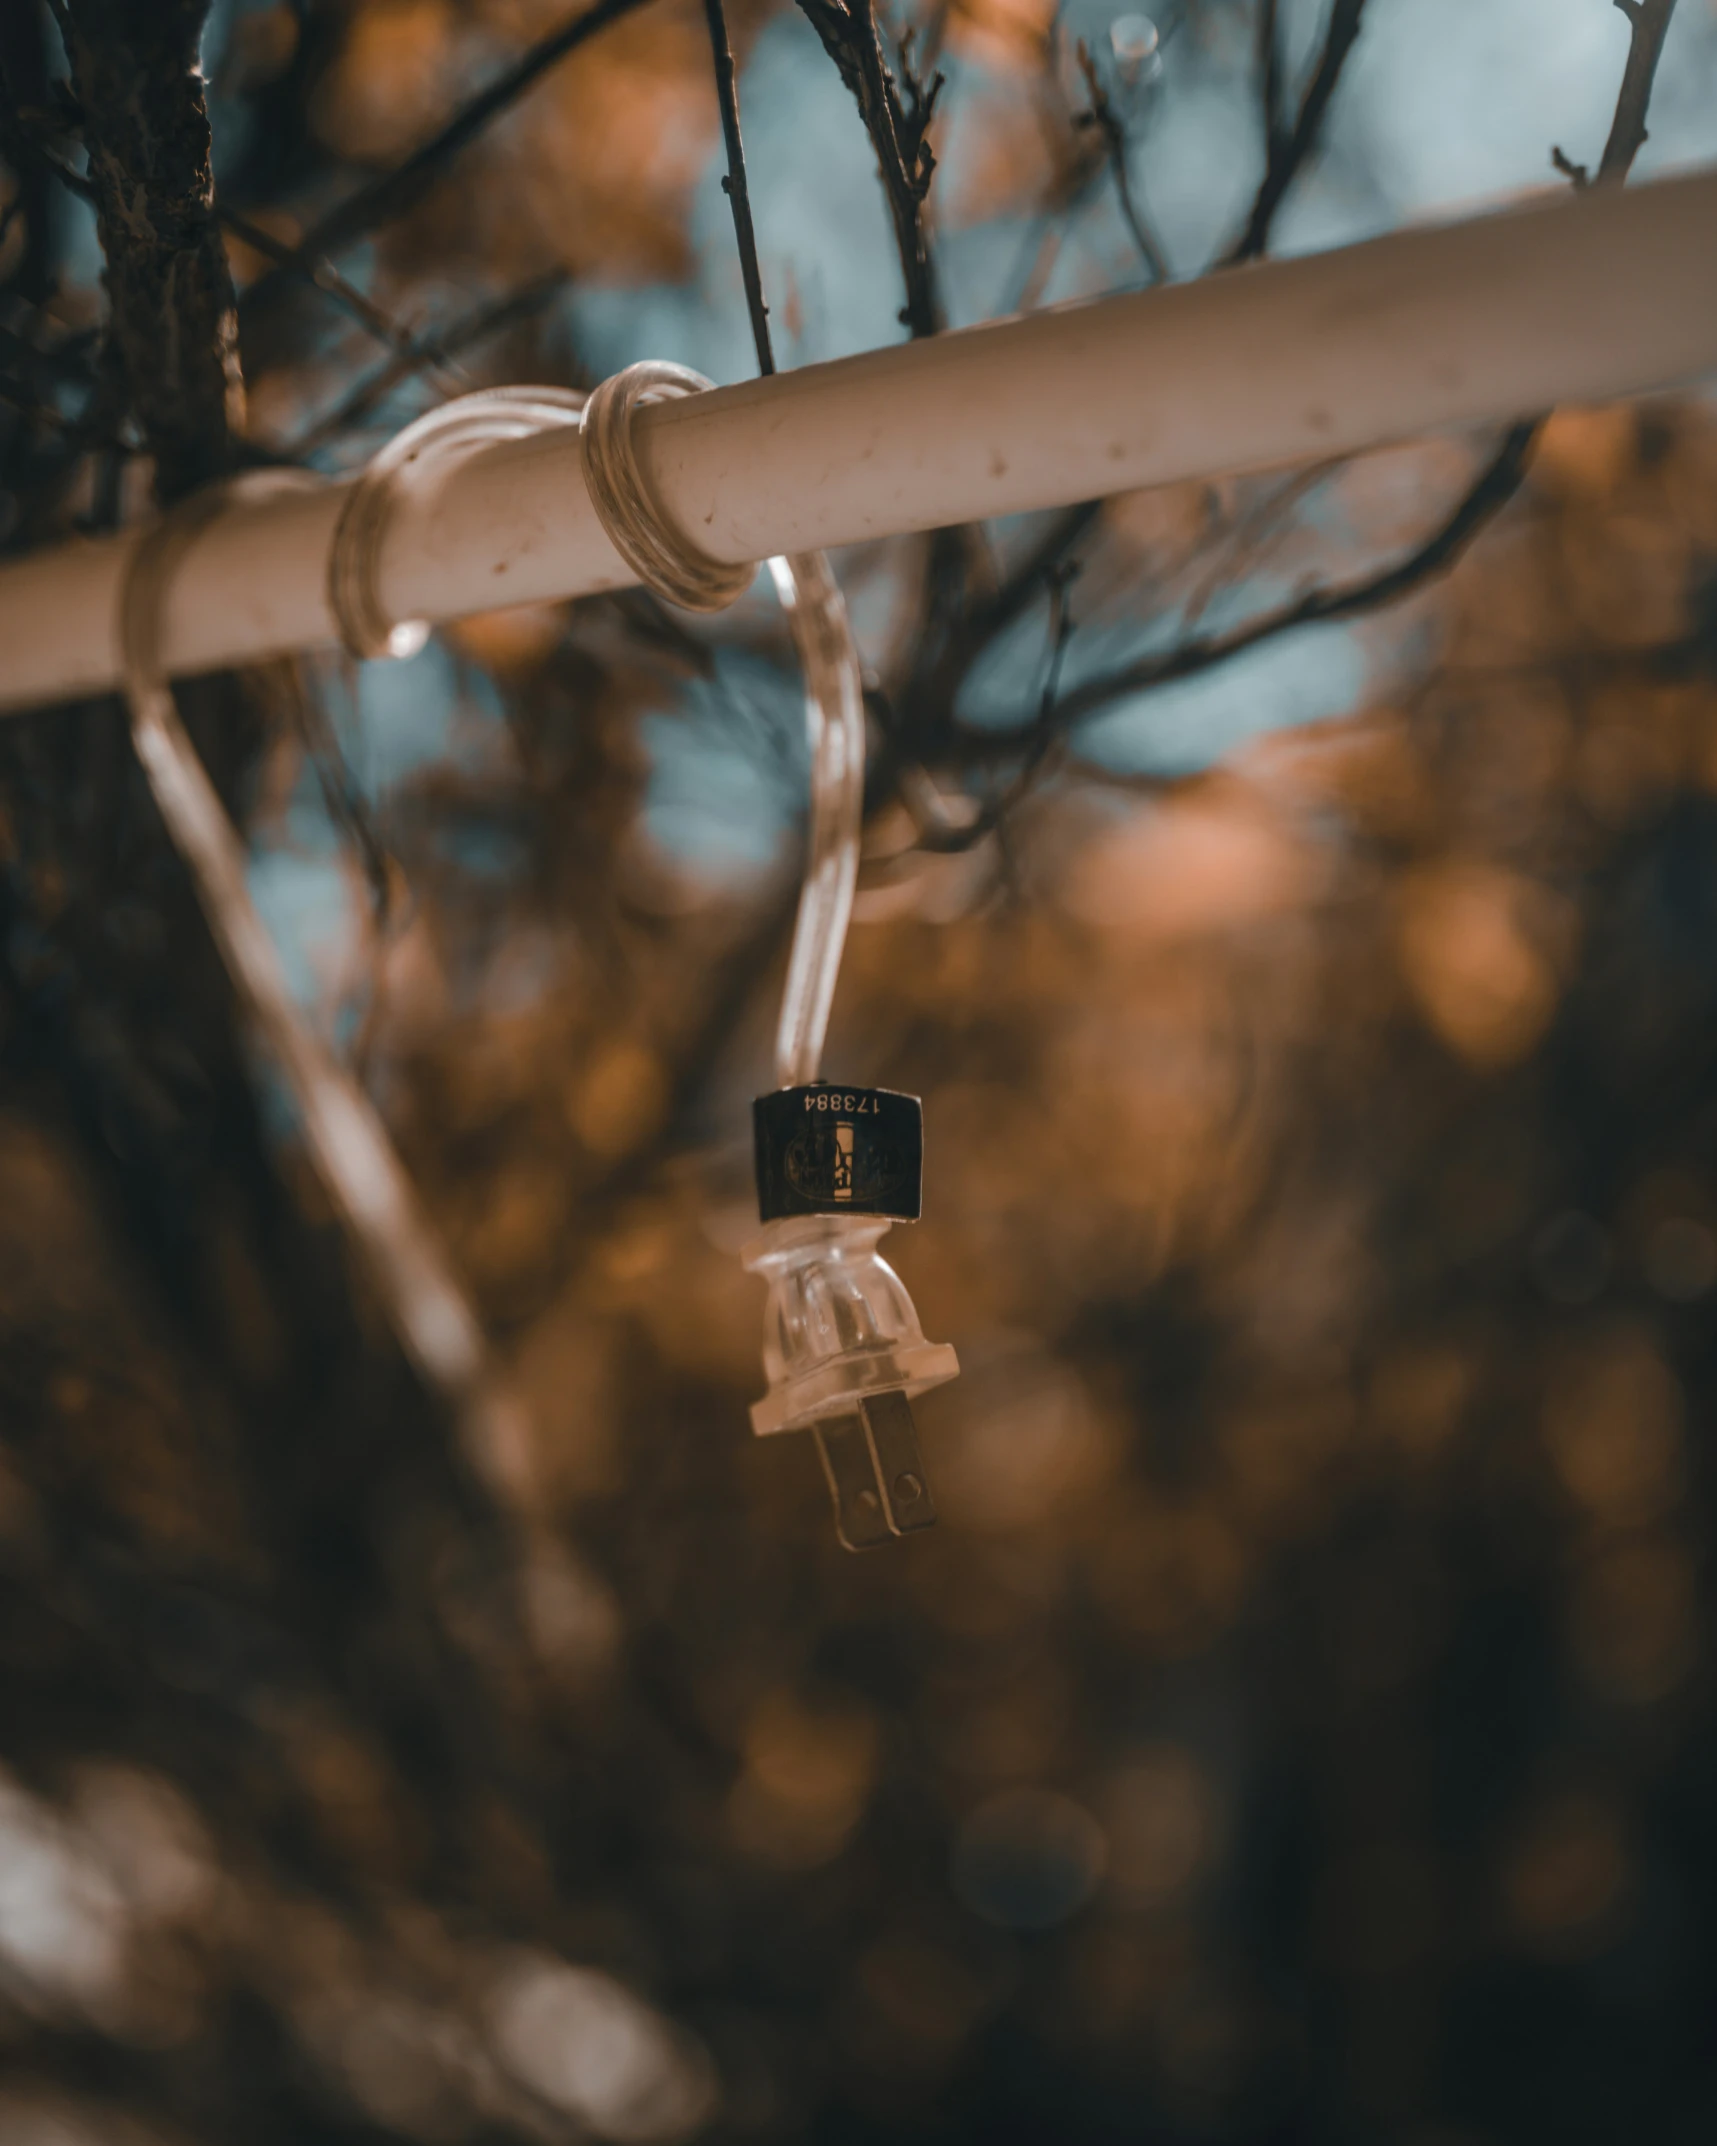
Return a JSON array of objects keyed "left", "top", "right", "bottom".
[{"left": 2, "top": 164, "right": 1716, "bottom": 716}]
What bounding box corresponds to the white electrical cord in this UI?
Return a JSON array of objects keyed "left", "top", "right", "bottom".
[
  {"left": 329, "top": 385, "right": 590, "bottom": 659},
  {"left": 579, "top": 361, "right": 756, "bottom": 614},
  {"left": 765, "top": 548, "right": 864, "bottom": 1089},
  {"left": 334, "top": 363, "right": 865, "bottom": 1080},
  {"left": 116, "top": 365, "right": 867, "bottom": 1433},
  {"left": 120, "top": 474, "right": 492, "bottom": 1420}
]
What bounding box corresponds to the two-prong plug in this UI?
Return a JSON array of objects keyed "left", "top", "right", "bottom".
[{"left": 747, "top": 1085, "right": 959, "bottom": 1550}]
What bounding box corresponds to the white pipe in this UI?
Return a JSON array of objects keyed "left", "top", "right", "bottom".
[{"left": 3, "top": 166, "right": 1715, "bottom": 716}]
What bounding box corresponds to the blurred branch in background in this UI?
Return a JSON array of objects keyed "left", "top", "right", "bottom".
[
  {"left": 219, "top": 200, "right": 462, "bottom": 382},
  {"left": 1225, "top": 0, "right": 1368, "bottom": 264},
  {"left": 704, "top": 0, "right": 778, "bottom": 375},
  {"left": 1073, "top": 36, "right": 1169, "bottom": 284},
  {"left": 1042, "top": 419, "right": 1544, "bottom": 742},
  {"left": 283, "top": 272, "right": 570, "bottom": 460},
  {"left": 237, "top": 0, "right": 656, "bottom": 320}
]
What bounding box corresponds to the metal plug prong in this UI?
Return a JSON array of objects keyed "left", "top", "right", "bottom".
[{"left": 813, "top": 1391, "right": 937, "bottom": 1550}]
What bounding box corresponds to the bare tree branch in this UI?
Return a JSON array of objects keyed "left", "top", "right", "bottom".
[
  {"left": 219, "top": 204, "right": 457, "bottom": 378},
  {"left": 1074, "top": 41, "right": 1169, "bottom": 284},
  {"left": 240, "top": 0, "right": 653, "bottom": 317},
  {"left": 796, "top": 0, "right": 943, "bottom": 336},
  {"left": 872, "top": 499, "right": 1099, "bottom": 800},
  {"left": 915, "top": 560, "right": 1081, "bottom": 849},
  {"left": 1225, "top": 0, "right": 1367, "bottom": 266},
  {"left": 1553, "top": 0, "right": 1680, "bottom": 188},
  {"left": 1257, "top": 0, "right": 1285, "bottom": 154},
  {"left": 956, "top": 0, "right": 1682, "bottom": 783},
  {"left": 790, "top": 0, "right": 965, "bottom": 817},
  {"left": 1034, "top": 420, "right": 1539, "bottom": 740},
  {"left": 1598, "top": 0, "right": 1679, "bottom": 179},
  {"left": 283, "top": 275, "right": 569, "bottom": 460},
  {"left": 1181, "top": 457, "right": 1343, "bottom": 631},
  {"left": 703, "top": 0, "right": 775, "bottom": 375}
]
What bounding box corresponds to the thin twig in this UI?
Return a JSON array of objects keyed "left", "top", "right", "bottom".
[
  {"left": 915, "top": 561, "right": 1082, "bottom": 850},
  {"left": 283, "top": 275, "right": 568, "bottom": 459},
  {"left": 1257, "top": 0, "right": 1285, "bottom": 152},
  {"left": 259, "top": 658, "right": 395, "bottom": 928},
  {"left": 1027, "top": 422, "right": 1541, "bottom": 740},
  {"left": 702, "top": 0, "right": 774, "bottom": 375},
  {"left": 239, "top": 0, "right": 654, "bottom": 313},
  {"left": 793, "top": 0, "right": 967, "bottom": 811},
  {"left": 873, "top": 500, "right": 1099, "bottom": 789},
  {"left": 1224, "top": 0, "right": 1367, "bottom": 265},
  {"left": 1179, "top": 457, "right": 1344, "bottom": 632},
  {"left": 1002, "top": 23, "right": 1106, "bottom": 311},
  {"left": 796, "top": 0, "right": 943, "bottom": 336},
  {"left": 1074, "top": 41, "right": 1168, "bottom": 283},
  {"left": 963, "top": 503, "right": 1104, "bottom": 668},
  {"left": 220, "top": 204, "right": 456, "bottom": 375},
  {"left": 1553, "top": 0, "right": 1679, "bottom": 189},
  {"left": 1597, "top": 0, "right": 1679, "bottom": 179},
  {"left": 1004, "top": 0, "right": 1186, "bottom": 312},
  {"left": 1550, "top": 145, "right": 1591, "bottom": 188}
]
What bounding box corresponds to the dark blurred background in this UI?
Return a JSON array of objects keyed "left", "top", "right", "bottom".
[{"left": 3, "top": 3, "right": 1717, "bottom": 2141}]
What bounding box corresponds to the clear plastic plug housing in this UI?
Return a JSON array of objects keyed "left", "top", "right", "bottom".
[
  {"left": 744, "top": 1215, "right": 959, "bottom": 1438},
  {"left": 744, "top": 1215, "right": 959, "bottom": 1550}
]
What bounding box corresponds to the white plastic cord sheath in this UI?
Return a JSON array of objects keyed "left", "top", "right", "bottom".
[
  {"left": 584, "top": 363, "right": 866, "bottom": 1081},
  {"left": 769, "top": 551, "right": 865, "bottom": 1089},
  {"left": 330, "top": 385, "right": 589, "bottom": 659},
  {"left": 119, "top": 477, "right": 491, "bottom": 1414},
  {"left": 113, "top": 371, "right": 868, "bottom": 1426},
  {"left": 580, "top": 361, "right": 755, "bottom": 614},
  {"left": 336, "top": 368, "right": 867, "bottom": 1087}
]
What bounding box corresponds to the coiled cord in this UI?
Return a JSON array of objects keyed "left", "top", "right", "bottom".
[{"left": 118, "top": 361, "right": 866, "bottom": 1439}]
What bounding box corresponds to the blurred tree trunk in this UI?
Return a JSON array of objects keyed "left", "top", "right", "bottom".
[
  {"left": 60, "top": 0, "right": 242, "bottom": 500},
  {"left": 0, "top": 1, "right": 470, "bottom": 1714}
]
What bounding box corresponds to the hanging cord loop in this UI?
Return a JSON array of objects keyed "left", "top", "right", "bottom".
[
  {"left": 113, "top": 363, "right": 864, "bottom": 1452},
  {"left": 118, "top": 475, "right": 497, "bottom": 1432},
  {"left": 582, "top": 362, "right": 865, "bottom": 1081},
  {"left": 333, "top": 363, "right": 864, "bottom": 1086}
]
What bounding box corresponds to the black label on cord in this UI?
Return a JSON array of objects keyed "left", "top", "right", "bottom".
[{"left": 753, "top": 1084, "right": 924, "bottom": 1222}]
